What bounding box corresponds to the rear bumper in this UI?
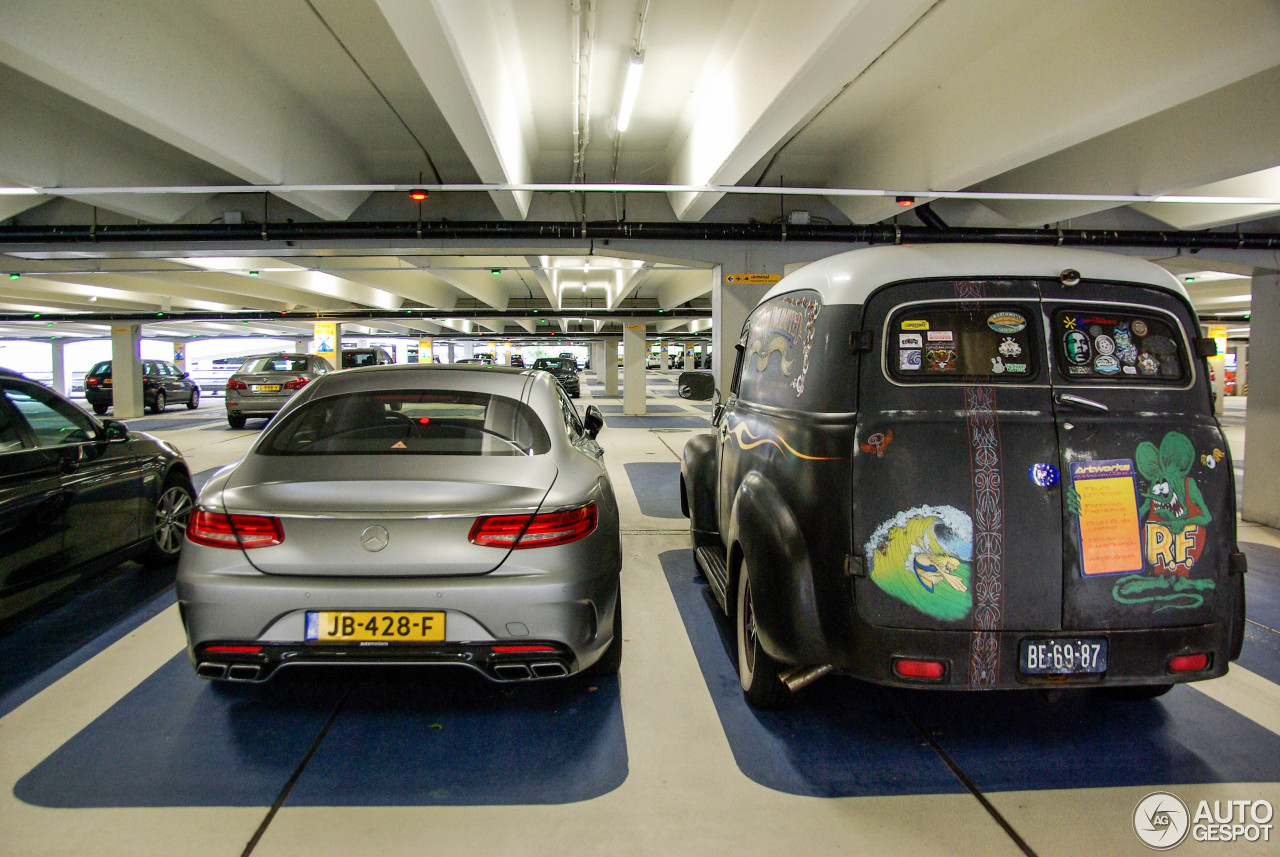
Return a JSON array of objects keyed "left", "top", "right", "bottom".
[
  {"left": 176, "top": 547, "right": 620, "bottom": 682},
  {"left": 226, "top": 395, "right": 290, "bottom": 417},
  {"left": 831, "top": 621, "right": 1231, "bottom": 690}
]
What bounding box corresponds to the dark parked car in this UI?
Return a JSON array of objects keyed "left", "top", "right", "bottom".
[
  {"left": 0, "top": 368, "right": 196, "bottom": 620},
  {"left": 340, "top": 347, "right": 395, "bottom": 368},
  {"left": 532, "top": 357, "right": 580, "bottom": 397},
  {"left": 83, "top": 359, "right": 201, "bottom": 415},
  {"left": 225, "top": 352, "right": 334, "bottom": 429},
  {"left": 681, "top": 244, "right": 1244, "bottom": 708}
]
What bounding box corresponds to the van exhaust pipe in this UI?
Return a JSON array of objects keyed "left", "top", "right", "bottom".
[{"left": 779, "top": 664, "right": 833, "bottom": 693}]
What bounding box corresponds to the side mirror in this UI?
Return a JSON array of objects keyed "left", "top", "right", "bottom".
[
  {"left": 583, "top": 405, "right": 604, "bottom": 439},
  {"left": 101, "top": 419, "right": 130, "bottom": 441},
  {"left": 180, "top": 371, "right": 191, "bottom": 379},
  {"left": 677, "top": 370, "right": 716, "bottom": 401}
]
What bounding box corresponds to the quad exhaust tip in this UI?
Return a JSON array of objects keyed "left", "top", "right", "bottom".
[
  {"left": 779, "top": 664, "right": 833, "bottom": 693},
  {"left": 197, "top": 662, "right": 263, "bottom": 682},
  {"left": 493, "top": 661, "right": 570, "bottom": 681}
]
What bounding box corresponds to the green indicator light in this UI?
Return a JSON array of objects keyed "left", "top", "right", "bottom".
[
  {"left": 156, "top": 312, "right": 164, "bottom": 317},
  {"left": 249, "top": 270, "right": 259, "bottom": 277},
  {"left": 242, "top": 321, "right": 249, "bottom": 325},
  {"left": 8, "top": 273, "right": 18, "bottom": 280},
  {"left": 32, "top": 313, "right": 40, "bottom": 319},
  {"left": 47, "top": 322, "right": 53, "bottom": 327},
  {"left": 1184, "top": 276, "right": 1195, "bottom": 283},
  {"left": 491, "top": 269, "right": 500, "bottom": 276}
]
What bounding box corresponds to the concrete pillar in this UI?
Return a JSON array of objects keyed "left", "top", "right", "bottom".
[
  {"left": 592, "top": 342, "right": 605, "bottom": 383},
  {"left": 603, "top": 339, "right": 619, "bottom": 397},
  {"left": 445, "top": 343, "right": 456, "bottom": 363},
  {"left": 294, "top": 338, "right": 309, "bottom": 354},
  {"left": 172, "top": 341, "right": 186, "bottom": 374},
  {"left": 458, "top": 341, "right": 475, "bottom": 360},
  {"left": 659, "top": 340, "right": 669, "bottom": 371},
  {"left": 682, "top": 344, "right": 692, "bottom": 371},
  {"left": 50, "top": 340, "right": 67, "bottom": 395},
  {"left": 1234, "top": 343, "right": 1247, "bottom": 397},
  {"left": 711, "top": 262, "right": 775, "bottom": 394},
  {"left": 110, "top": 324, "right": 144, "bottom": 419},
  {"left": 1242, "top": 271, "right": 1280, "bottom": 527},
  {"left": 623, "top": 324, "right": 647, "bottom": 415}
]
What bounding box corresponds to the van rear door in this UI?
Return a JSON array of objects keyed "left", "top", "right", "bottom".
[
  {"left": 1042, "top": 281, "right": 1233, "bottom": 630},
  {"left": 853, "top": 281, "right": 1063, "bottom": 655}
]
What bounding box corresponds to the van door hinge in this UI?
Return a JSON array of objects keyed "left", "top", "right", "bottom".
[
  {"left": 845, "top": 554, "right": 865, "bottom": 577},
  {"left": 849, "top": 331, "right": 873, "bottom": 353},
  {"left": 1194, "top": 337, "right": 1218, "bottom": 358}
]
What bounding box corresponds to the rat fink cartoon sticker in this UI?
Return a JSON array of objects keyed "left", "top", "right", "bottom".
[
  {"left": 866, "top": 505, "right": 973, "bottom": 621},
  {"left": 1066, "top": 431, "right": 1217, "bottom": 611}
]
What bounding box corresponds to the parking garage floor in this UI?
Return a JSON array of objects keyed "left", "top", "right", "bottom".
[{"left": 1, "top": 382, "right": 1277, "bottom": 857}]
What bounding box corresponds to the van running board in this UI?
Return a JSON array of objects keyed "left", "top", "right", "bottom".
[{"left": 695, "top": 545, "right": 729, "bottom": 611}]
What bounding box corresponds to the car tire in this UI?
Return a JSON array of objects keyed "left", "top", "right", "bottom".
[
  {"left": 582, "top": 591, "right": 622, "bottom": 678},
  {"left": 228, "top": 413, "right": 247, "bottom": 429},
  {"left": 735, "top": 559, "right": 791, "bottom": 709},
  {"left": 139, "top": 473, "right": 195, "bottom": 566},
  {"left": 150, "top": 391, "right": 166, "bottom": 414},
  {"left": 187, "top": 388, "right": 200, "bottom": 410},
  {"left": 1102, "top": 683, "right": 1174, "bottom": 701},
  {"left": 92, "top": 403, "right": 108, "bottom": 415}
]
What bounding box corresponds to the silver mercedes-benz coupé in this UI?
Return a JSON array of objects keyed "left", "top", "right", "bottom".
[{"left": 176, "top": 364, "right": 620, "bottom": 684}]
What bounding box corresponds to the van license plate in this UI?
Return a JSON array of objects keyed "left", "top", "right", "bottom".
[
  {"left": 305, "top": 611, "right": 445, "bottom": 642},
  {"left": 1020, "top": 638, "right": 1107, "bottom": 674}
]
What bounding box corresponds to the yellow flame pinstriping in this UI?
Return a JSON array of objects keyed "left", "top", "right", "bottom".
[{"left": 727, "top": 421, "right": 839, "bottom": 461}]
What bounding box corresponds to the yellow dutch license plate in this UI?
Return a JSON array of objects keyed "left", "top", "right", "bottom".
[
  {"left": 104, "top": 378, "right": 112, "bottom": 385},
  {"left": 254, "top": 384, "right": 281, "bottom": 392},
  {"left": 305, "top": 611, "right": 445, "bottom": 642}
]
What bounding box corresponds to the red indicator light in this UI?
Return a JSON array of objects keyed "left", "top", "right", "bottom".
[
  {"left": 1169, "top": 653, "right": 1209, "bottom": 672},
  {"left": 409, "top": 189, "right": 428, "bottom": 202},
  {"left": 492, "top": 645, "right": 557, "bottom": 654},
  {"left": 896, "top": 195, "right": 915, "bottom": 207},
  {"left": 205, "top": 645, "right": 263, "bottom": 654},
  {"left": 893, "top": 658, "right": 945, "bottom": 679},
  {"left": 417, "top": 417, "right": 431, "bottom": 424}
]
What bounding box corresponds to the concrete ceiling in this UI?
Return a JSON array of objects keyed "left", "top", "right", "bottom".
[{"left": 1, "top": 0, "right": 1277, "bottom": 341}]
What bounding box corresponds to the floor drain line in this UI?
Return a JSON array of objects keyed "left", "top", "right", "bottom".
[
  {"left": 887, "top": 688, "right": 1040, "bottom": 857},
  {"left": 241, "top": 683, "right": 354, "bottom": 857}
]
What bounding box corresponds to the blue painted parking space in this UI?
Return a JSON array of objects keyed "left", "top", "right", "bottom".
[
  {"left": 660, "top": 548, "right": 1280, "bottom": 797},
  {"left": 1237, "top": 541, "right": 1280, "bottom": 685},
  {"left": 659, "top": 550, "right": 966, "bottom": 797},
  {"left": 14, "top": 652, "right": 627, "bottom": 807},
  {"left": 604, "top": 416, "right": 709, "bottom": 429},
  {"left": 624, "top": 462, "right": 685, "bottom": 519}
]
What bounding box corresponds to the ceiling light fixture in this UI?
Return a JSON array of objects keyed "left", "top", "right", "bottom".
[{"left": 616, "top": 51, "right": 644, "bottom": 133}]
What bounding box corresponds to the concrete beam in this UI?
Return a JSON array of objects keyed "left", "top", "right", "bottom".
[
  {"left": 377, "top": 0, "right": 533, "bottom": 219},
  {"left": 0, "top": 0, "right": 371, "bottom": 220}
]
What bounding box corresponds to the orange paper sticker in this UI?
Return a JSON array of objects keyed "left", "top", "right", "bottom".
[{"left": 1071, "top": 459, "right": 1144, "bottom": 576}]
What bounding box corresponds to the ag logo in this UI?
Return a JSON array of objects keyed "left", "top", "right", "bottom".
[{"left": 1134, "top": 791, "right": 1190, "bottom": 850}]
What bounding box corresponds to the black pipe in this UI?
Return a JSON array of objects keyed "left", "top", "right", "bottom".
[
  {"left": 913, "top": 203, "right": 949, "bottom": 231},
  {"left": 3, "top": 219, "right": 1280, "bottom": 250},
  {"left": 0, "top": 306, "right": 712, "bottom": 324}
]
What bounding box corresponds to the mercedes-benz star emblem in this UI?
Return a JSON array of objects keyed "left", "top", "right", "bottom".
[{"left": 360, "top": 525, "right": 390, "bottom": 552}]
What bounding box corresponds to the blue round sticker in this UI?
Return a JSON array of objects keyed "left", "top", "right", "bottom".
[{"left": 1029, "top": 463, "right": 1060, "bottom": 487}]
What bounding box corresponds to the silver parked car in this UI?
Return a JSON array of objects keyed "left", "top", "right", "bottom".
[
  {"left": 225, "top": 353, "right": 334, "bottom": 429},
  {"left": 177, "top": 364, "right": 621, "bottom": 684}
]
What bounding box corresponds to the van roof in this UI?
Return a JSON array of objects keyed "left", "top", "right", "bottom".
[{"left": 761, "top": 244, "right": 1190, "bottom": 306}]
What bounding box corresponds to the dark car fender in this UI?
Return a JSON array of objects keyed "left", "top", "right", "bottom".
[
  {"left": 727, "top": 472, "right": 828, "bottom": 665},
  {"left": 680, "top": 433, "right": 718, "bottom": 539}
]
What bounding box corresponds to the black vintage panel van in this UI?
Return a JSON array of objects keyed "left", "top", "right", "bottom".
[{"left": 680, "top": 244, "right": 1245, "bottom": 708}]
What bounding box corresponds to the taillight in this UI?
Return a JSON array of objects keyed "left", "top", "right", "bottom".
[
  {"left": 226, "top": 378, "right": 248, "bottom": 391},
  {"left": 1169, "top": 653, "right": 1210, "bottom": 672},
  {"left": 205, "top": 645, "right": 263, "bottom": 654},
  {"left": 187, "top": 509, "right": 284, "bottom": 549},
  {"left": 893, "top": 658, "right": 946, "bottom": 680},
  {"left": 283, "top": 377, "right": 310, "bottom": 390},
  {"left": 86, "top": 375, "right": 101, "bottom": 387},
  {"left": 469, "top": 503, "right": 598, "bottom": 549}
]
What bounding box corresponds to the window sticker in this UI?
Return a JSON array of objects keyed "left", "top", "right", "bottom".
[
  {"left": 899, "top": 333, "right": 922, "bottom": 349},
  {"left": 987, "top": 311, "right": 1027, "bottom": 333},
  {"left": 1054, "top": 309, "right": 1186, "bottom": 383},
  {"left": 927, "top": 330, "right": 954, "bottom": 342},
  {"left": 901, "top": 320, "right": 929, "bottom": 331},
  {"left": 900, "top": 350, "right": 922, "bottom": 370}
]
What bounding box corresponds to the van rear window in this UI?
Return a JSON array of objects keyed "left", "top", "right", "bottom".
[
  {"left": 1051, "top": 308, "right": 1187, "bottom": 383},
  {"left": 887, "top": 305, "right": 1036, "bottom": 380}
]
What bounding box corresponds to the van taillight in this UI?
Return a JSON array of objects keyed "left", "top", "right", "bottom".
[
  {"left": 469, "top": 504, "right": 598, "bottom": 549},
  {"left": 893, "top": 658, "right": 946, "bottom": 680},
  {"left": 187, "top": 510, "right": 284, "bottom": 549},
  {"left": 1169, "top": 653, "right": 1210, "bottom": 672}
]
